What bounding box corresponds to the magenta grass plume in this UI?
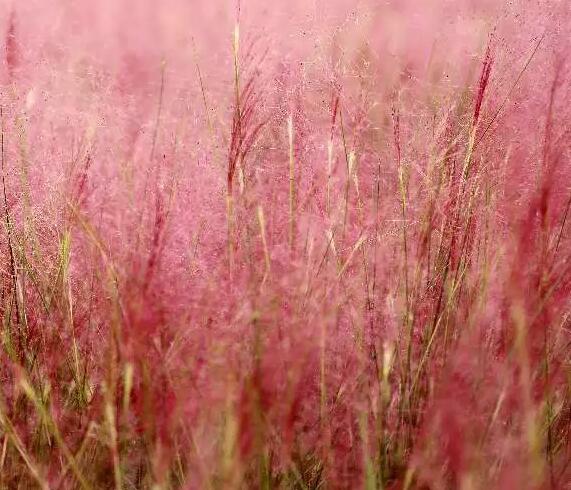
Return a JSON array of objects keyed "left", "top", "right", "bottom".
[{"left": 0, "top": 1, "right": 570, "bottom": 488}]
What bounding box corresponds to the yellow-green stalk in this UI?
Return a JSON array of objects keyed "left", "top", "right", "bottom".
[
  {"left": 257, "top": 205, "right": 271, "bottom": 285},
  {"left": 288, "top": 115, "right": 296, "bottom": 252}
]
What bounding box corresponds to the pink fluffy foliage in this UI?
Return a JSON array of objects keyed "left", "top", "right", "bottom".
[{"left": 0, "top": 0, "right": 570, "bottom": 488}]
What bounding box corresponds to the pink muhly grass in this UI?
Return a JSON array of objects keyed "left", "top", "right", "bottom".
[{"left": 0, "top": 1, "right": 569, "bottom": 489}]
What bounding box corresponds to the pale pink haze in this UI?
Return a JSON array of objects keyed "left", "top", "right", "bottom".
[{"left": 0, "top": 0, "right": 570, "bottom": 489}]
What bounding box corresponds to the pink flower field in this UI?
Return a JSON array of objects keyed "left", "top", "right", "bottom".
[{"left": 0, "top": 0, "right": 570, "bottom": 488}]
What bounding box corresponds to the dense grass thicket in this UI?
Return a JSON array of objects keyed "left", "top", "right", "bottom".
[{"left": 0, "top": 1, "right": 570, "bottom": 488}]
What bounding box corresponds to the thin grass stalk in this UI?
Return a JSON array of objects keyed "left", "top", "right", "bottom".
[
  {"left": 0, "top": 401, "right": 49, "bottom": 490},
  {"left": 257, "top": 205, "right": 270, "bottom": 285},
  {"left": 19, "top": 377, "right": 92, "bottom": 490},
  {"left": 288, "top": 115, "right": 296, "bottom": 252},
  {"left": 1, "top": 107, "right": 24, "bottom": 357}
]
